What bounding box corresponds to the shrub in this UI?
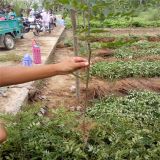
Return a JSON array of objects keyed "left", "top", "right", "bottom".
[{"left": 87, "top": 90, "right": 160, "bottom": 159}]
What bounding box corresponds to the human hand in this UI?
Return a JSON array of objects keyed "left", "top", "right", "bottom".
[
  {"left": 56, "top": 57, "right": 91, "bottom": 75},
  {"left": 0, "top": 127, "right": 7, "bottom": 144}
]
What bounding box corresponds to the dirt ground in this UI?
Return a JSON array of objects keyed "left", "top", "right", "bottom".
[
  {"left": 104, "top": 27, "right": 160, "bottom": 36},
  {"left": 29, "top": 28, "right": 160, "bottom": 113}
]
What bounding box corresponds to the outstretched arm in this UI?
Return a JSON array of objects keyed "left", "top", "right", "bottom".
[{"left": 0, "top": 57, "right": 90, "bottom": 87}]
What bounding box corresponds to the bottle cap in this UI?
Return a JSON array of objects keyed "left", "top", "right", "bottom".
[
  {"left": 23, "top": 54, "right": 32, "bottom": 60},
  {"left": 34, "top": 45, "right": 40, "bottom": 48}
]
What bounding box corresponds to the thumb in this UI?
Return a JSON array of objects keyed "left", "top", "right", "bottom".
[{"left": 74, "top": 62, "right": 89, "bottom": 68}]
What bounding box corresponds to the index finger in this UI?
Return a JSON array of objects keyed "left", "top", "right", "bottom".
[{"left": 72, "top": 57, "right": 88, "bottom": 63}]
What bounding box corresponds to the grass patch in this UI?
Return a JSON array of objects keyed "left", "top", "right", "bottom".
[{"left": 0, "top": 53, "right": 23, "bottom": 62}]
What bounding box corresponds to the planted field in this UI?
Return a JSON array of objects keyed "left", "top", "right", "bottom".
[
  {"left": 0, "top": 29, "right": 160, "bottom": 159},
  {"left": 90, "top": 60, "right": 160, "bottom": 80}
]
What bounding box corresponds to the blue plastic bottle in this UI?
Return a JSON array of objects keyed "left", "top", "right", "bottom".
[{"left": 21, "top": 54, "right": 33, "bottom": 66}]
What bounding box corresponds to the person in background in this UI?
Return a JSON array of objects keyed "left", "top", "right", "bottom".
[
  {"left": 0, "top": 57, "right": 91, "bottom": 144},
  {"left": 30, "top": 8, "right": 35, "bottom": 18}
]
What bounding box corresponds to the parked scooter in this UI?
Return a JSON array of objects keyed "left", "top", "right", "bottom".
[
  {"left": 33, "top": 11, "right": 57, "bottom": 30},
  {"left": 23, "top": 17, "right": 37, "bottom": 33},
  {"left": 34, "top": 11, "right": 42, "bottom": 20},
  {"left": 33, "top": 12, "right": 51, "bottom": 36},
  {"left": 50, "top": 14, "right": 57, "bottom": 29}
]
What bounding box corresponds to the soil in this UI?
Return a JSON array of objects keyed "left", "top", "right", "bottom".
[
  {"left": 103, "top": 27, "right": 160, "bottom": 36},
  {"left": 29, "top": 28, "right": 160, "bottom": 113}
]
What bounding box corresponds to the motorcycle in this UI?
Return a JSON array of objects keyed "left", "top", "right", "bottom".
[
  {"left": 22, "top": 11, "right": 57, "bottom": 36},
  {"left": 49, "top": 14, "right": 57, "bottom": 29},
  {"left": 34, "top": 11, "right": 57, "bottom": 30},
  {"left": 34, "top": 11, "right": 42, "bottom": 20},
  {"left": 33, "top": 19, "right": 52, "bottom": 36},
  {"left": 23, "top": 17, "right": 37, "bottom": 33}
]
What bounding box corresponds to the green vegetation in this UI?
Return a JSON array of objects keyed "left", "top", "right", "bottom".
[
  {"left": 1, "top": 0, "right": 160, "bottom": 159},
  {"left": 65, "top": 16, "right": 160, "bottom": 29},
  {"left": 0, "top": 90, "right": 159, "bottom": 159},
  {"left": 63, "top": 34, "right": 160, "bottom": 59},
  {"left": 90, "top": 60, "right": 160, "bottom": 80},
  {"left": 139, "top": 8, "right": 160, "bottom": 21},
  {"left": 115, "top": 40, "right": 160, "bottom": 59},
  {"left": 87, "top": 90, "right": 160, "bottom": 159},
  {"left": 0, "top": 53, "right": 23, "bottom": 62}
]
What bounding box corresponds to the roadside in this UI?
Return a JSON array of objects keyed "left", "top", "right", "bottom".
[{"left": 0, "top": 15, "right": 65, "bottom": 114}]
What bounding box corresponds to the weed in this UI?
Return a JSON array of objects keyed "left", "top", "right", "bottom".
[{"left": 0, "top": 53, "right": 23, "bottom": 62}]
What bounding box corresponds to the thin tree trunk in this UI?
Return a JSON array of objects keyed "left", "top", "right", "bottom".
[
  {"left": 129, "top": 14, "right": 133, "bottom": 36},
  {"left": 83, "top": 0, "right": 91, "bottom": 146},
  {"left": 81, "top": 0, "right": 88, "bottom": 51},
  {"left": 76, "top": 11, "right": 80, "bottom": 30},
  {"left": 153, "top": 7, "right": 160, "bottom": 31},
  {"left": 103, "top": 21, "right": 104, "bottom": 29},
  {"left": 70, "top": 9, "right": 80, "bottom": 103}
]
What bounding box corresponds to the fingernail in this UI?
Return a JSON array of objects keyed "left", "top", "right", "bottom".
[{"left": 85, "top": 62, "right": 89, "bottom": 66}]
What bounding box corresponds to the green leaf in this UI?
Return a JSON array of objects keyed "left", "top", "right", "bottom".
[
  {"left": 14, "top": 5, "right": 20, "bottom": 16},
  {"left": 121, "top": 10, "right": 135, "bottom": 17},
  {"left": 83, "top": 6, "right": 88, "bottom": 11},
  {"left": 78, "top": 2, "right": 84, "bottom": 9},
  {"left": 62, "top": 39, "right": 69, "bottom": 44},
  {"left": 114, "top": 12, "right": 121, "bottom": 17},
  {"left": 105, "top": 39, "right": 137, "bottom": 48},
  {"left": 64, "top": 4, "right": 74, "bottom": 10},
  {"left": 107, "top": 13, "right": 114, "bottom": 17},
  {"left": 72, "top": 0, "right": 78, "bottom": 7},
  {"left": 90, "top": 29, "right": 109, "bottom": 33},
  {"left": 49, "top": 4, "right": 60, "bottom": 6},
  {"left": 70, "top": 72, "right": 84, "bottom": 81},
  {"left": 76, "top": 28, "right": 91, "bottom": 34},
  {"left": 92, "top": 2, "right": 113, "bottom": 9},
  {"left": 55, "top": 0, "right": 70, "bottom": 5},
  {"left": 85, "top": 12, "right": 95, "bottom": 21}
]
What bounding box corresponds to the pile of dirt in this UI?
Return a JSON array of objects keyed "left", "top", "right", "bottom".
[
  {"left": 137, "top": 37, "right": 146, "bottom": 41},
  {"left": 123, "top": 37, "right": 132, "bottom": 41},
  {"left": 136, "top": 55, "right": 160, "bottom": 61},
  {"left": 148, "top": 36, "right": 160, "bottom": 42},
  {"left": 83, "top": 77, "right": 160, "bottom": 99},
  {"left": 92, "top": 48, "right": 115, "bottom": 57},
  {"left": 99, "top": 36, "right": 117, "bottom": 43}
]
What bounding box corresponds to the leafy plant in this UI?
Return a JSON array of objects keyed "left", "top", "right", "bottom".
[
  {"left": 115, "top": 40, "right": 160, "bottom": 59},
  {"left": 87, "top": 90, "right": 160, "bottom": 159},
  {"left": 90, "top": 60, "right": 160, "bottom": 80}
]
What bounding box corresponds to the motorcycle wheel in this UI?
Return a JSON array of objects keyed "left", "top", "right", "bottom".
[
  {"left": 50, "top": 24, "right": 54, "bottom": 30},
  {"left": 34, "top": 28, "right": 39, "bottom": 36},
  {"left": 25, "top": 27, "right": 30, "bottom": 33},
  {"left": 48, "top": 25, "right": 51, "bottom": 34}
]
